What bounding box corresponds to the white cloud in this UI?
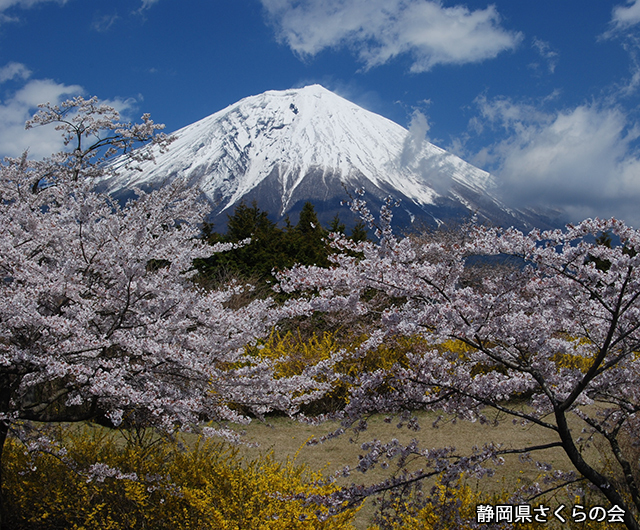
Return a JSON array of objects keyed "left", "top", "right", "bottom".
[
  {"left": 0, "top": 0, "right": 66, "bottom": 15},
  {"left": 92, "top": 13, "right": 119, "bottom": 33},
  {"left": 100, "top": 95, "right": 139, "bottom": 118},
  {"left": 400, "top": 109, "right": 430, "bottom": 165},
  {"left": 531, "top": 38, "right": 558, "bottom": 74},
  {"left": 0, "top": 61, "right": 31, "bottom": 82},
  {"left": 600, "top": 2, "right": 640, "bottom": 98},
  {"left": 0, "top": 0, "right": 156, "bottom": 26},
  {"left": 0, "top": 77, "right": 84, "bottom": 159},
  {"left": 468, "top": 95, "right": 640, "bottom": 226},
  {"left": 261, "top": 0, "right": 522, "bottom": 72},
  {"left": 0, "top": 0, "right": 67, "bottom": 26},
  {"left": 610, "top": 0, "right": 640, "bottom": 31},
  {"left": 0, "top": 65, "right": 143, "bottom": 160},
  {"left": 136, "top": 0, "right": 160, "bottom": 13}
]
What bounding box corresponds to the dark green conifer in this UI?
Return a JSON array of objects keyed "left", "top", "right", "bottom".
[
  {"left": 350, "top": 220, "right": 369, "bottom": 242},
  {"left": 328, "top": 214, "right": 346, "bottom": 234},
  {"left": 196, "top": 201, "right": 352, "bottom": 287}
]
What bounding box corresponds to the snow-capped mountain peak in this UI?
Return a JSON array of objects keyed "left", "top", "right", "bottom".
[{"left": 102, "top": 85, "right": 548, "bottom": 229}]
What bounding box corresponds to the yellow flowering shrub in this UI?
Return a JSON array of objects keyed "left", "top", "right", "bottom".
[
  {"left": 3, "top": 425, "right": 356, "bottom": 530},
  {"left": 247, "top": 330, "right": 454, "bottom": 412},
  {"left": 248, "top": 330, "right": 347, "bottom": 379},
  {"left": 246, "top": 331, "right": 480, "bottom": 415},
  {"left": 368, "top": 475, "right": 625, "bottom": 530}
]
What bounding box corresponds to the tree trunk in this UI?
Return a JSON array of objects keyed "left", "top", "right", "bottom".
[
  {"left": 0, "top": 419, "right": 8, "bottom": 530},
  {"left": 0, "top": 373, "right": 14, "bottom": 530},
  {"left": 555, "top": 409, "right": 640, "bottom": 530}
]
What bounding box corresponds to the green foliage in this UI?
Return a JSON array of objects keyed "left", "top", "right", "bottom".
[
  {"left": 3, "top": 425, "right": 356, "bottom": 530},
  {"left": 195, "top": 201, "right": 368, "bottom": 288},
  {"left": 289, "top": 202, "right": 331, "bottom": 268},
  {"left": 328, "top": 215, "right": 346, "bottom": 234},
  {"left": 350, "top": 221, "right": 369, "bottom": 243},
  {"left": 196, "top": 201, "right": 292, "bottom": 283}
]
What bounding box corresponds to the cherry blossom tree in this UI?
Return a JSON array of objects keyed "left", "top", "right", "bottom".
[
  {"left": 278, "top": 199, "right": 640, "bottom": 530},
  {"left": 0, "top": 98, "right": 323, "bottom": 525}
]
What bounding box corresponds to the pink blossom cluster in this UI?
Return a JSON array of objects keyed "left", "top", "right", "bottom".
[
  {"left": 0, "top": 98, "right": 326, "bottom": 451},
  {"left": 278, "top": 198, "right": 640, "bottom": 528}
]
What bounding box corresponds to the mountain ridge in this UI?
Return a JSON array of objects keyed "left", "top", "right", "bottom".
[{"left": 101, "top": 85, "right": 561, "bottom": 231}]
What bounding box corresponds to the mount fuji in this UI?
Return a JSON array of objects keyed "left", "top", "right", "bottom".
[{"left": 101, "top": 85, "right": 558, "bottom": 231}]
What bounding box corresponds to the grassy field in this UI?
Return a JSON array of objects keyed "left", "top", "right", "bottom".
[
  {"left": 5, "top": 410, "right": 618, "bottom": 529},
  {"left": 237, "top": 410, "right": 600, "bottom": 529}
]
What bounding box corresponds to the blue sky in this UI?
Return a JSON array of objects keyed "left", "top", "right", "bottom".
[{"left": 2, "top": 0, "right": 640, "bottom": 225}]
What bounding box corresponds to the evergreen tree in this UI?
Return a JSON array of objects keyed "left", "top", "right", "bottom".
[
  {"left": 290, "top": 202, "right": 330, "bottom": 267},
  {"left": 197, "top": 201, "right": 289, "bottom": 284},
  {"left": 350, "top": 220, "right": 369, "bottom": 242},
  {"left": 226, "top": 200, "right": 277, "bottom": 241},
  {"left": 197, "top": 201, "right": 345, "bottom": 286},
  {"left": 296, "top": 202, "right": 323, "bottom": 235},
  {"left": 328, "top": 214, "right": 346, "bottom": 234}
]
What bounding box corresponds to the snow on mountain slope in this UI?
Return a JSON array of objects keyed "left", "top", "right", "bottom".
[{"left": 102, "top": 85, "right": 550, "bottom": 229}]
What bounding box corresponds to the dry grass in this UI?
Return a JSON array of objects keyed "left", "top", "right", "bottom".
[
  {"left": 237, "top": 410, "right": 593, "bottom": 529},
  {"left": 19, "top": 408, "right": 621, "bottom": 529}
]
